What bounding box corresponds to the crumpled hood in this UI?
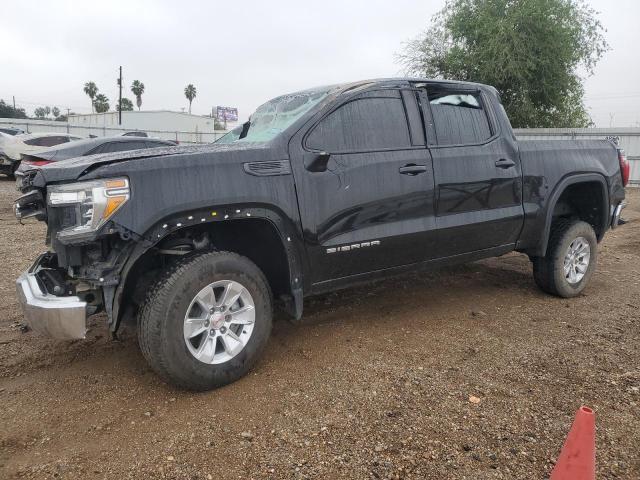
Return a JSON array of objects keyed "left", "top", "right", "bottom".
[{"left": 32, "top": 141, "right": 272, "bottom": 184}]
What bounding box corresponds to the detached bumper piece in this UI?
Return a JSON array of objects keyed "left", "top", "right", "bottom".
[{"left": 16, "top": 254, "right": 87, "bottom": 339}]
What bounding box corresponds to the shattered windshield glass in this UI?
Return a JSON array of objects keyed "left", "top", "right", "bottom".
[
  {"left": 237, "top": 89, "right": 331, "bottom": 143},
  {"left": 215, "top": 125, "right": 242, "bottom": 144}
]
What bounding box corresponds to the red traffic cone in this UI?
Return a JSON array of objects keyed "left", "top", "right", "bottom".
[{"left": 550, "top": 406, "right": 596, "bottom": 480}]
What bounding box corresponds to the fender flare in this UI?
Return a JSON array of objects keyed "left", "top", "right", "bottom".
[
  {"left": 109, "top": 204, "right": 306, "bottom": 333},
  {"left": 537, "top": 173, "right": 609, "bottom": 256}
]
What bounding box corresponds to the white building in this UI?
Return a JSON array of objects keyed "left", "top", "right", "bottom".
[{"left": 69, "top": 110, "right": 217, "bottom": 133}]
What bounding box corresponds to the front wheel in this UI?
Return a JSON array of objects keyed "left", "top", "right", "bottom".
[
  {"left": 138, "top": 251, "right": 272, "bottom": 391},
  {"left": 532, "top": 219, "right": 597, "bottom": 298}
]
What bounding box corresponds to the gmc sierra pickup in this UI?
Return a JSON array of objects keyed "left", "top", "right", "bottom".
[{"left": 14, "top": 78, "right": 629, "bottom": 390}]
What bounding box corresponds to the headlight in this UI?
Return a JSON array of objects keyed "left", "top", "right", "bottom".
[{"left": 48, "top": 178, "right": 130, "bottom": 240}]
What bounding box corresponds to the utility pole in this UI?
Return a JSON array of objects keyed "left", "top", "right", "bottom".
[
  {"left": 117, "top": 66, "right": 123, "bottom": 125},
  {"left": 12, "top": 96, "right": 16, "bottom": 110}
]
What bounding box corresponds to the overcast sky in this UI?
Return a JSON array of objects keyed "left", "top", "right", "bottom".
[{"left": 3, "top": 0, "right": 639, "bottom": 127}]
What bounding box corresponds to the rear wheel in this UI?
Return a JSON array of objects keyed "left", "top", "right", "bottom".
[
  {"left": 138, "top": 251, "right": 272, "bottom": 391},
  {"left": 532, "top": 219, "right": 597, "bottom": 298}
]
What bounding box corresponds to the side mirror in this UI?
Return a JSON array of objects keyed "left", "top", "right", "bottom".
[{"left": 304, "top": 151, "right": 331, "bottom": 172}]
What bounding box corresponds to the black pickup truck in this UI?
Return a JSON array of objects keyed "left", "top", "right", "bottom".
[{"left": 14, "top": 78, "right": 629, "bottom": 390}]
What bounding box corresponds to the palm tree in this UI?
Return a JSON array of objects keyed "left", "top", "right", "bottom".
[
  {"left": 83, "top": 81, "right": 98, "bottom": 113},
  {"left": 184, "top": 84, "right": 197, "bottom": 114},
  {"left": 131, "top": 80, "right": 145, "bottom": 110},
  {"left": 94, "top": 94, "right": 110, "bottom": 113},
  {"left": 117, "top": 98, "right": 134, "bottom": 111}
]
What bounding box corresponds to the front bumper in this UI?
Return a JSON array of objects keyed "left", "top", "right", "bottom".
[{"left": 16, "top": 256, "right": 87, "bottom": 339}]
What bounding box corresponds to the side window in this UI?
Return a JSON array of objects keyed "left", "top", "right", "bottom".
[
  {"left": 23, "top": 138, "right": 41, "bottom": 146},
  {"left": 89, "top": 143, "right": 113, "bottom": 154},
  {"left": 427, "top": 90, "right": 492, "bottom": 145},
  {"left": 98, "top": 143, "right": 117, "bottom": 153},
  {"left": 105, "top": 141, "right": 146, "bottom": 152},
  {"left": 145, "top": 141, "right": 168, "bottom": 148},
  {"left": 25, "top": 136, "right": 66, "bottom": 147},
  {"left": 306, "top": 91, "right": 412, "bottom": 153},
  {"left": 86, "top": 144, "right": 104, "bottom": 155}
]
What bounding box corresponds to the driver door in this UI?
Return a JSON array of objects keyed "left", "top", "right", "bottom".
[{"left": 289, "top": 89, "right": 437, "bottom": 285}]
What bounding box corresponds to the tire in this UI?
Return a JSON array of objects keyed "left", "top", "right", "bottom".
[
  {"left": 532, "top": 219, "right": 597, "bottom": 298},
  {"left": 138, "top": 251, "right": 272, "bottom": 391}
]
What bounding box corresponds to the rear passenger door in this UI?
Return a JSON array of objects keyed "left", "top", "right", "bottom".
[
  {"left": 290, "top": 88, "right": 437, "bottom": 284},
  {"left": 417, "top": 84, "right": 523, "bottom": 257}
]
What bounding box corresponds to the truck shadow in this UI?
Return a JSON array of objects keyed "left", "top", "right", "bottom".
[
  {"left": 1, "top": 254, "right": 535, "bottom": 394},
  {"left": 292, "top": 255, "right": 534, "bottom": 327}
]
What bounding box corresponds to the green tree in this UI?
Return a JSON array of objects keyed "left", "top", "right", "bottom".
[
  {"left": 94, "top": 94, "right": 110, "bottom": 113},
  {"left": 131, "top": 80, "right": 145, "bottom": 110},
  {"left": 52, "top": 106, "right": 60, "bottom": 118},
  {"left": 0, "top": 100, "right": 28, "bottom": 119},
  {"left": 43, "top": 106, "right": 51, "bottom": 118},
  {"left": 397, "top": 0, "right": 608, "bottom": 128},
  {"left": 117, "top": 97, "right": 134, "bottom": 111},
  {"left": 184, "top": 84, "right": 196, "bottom": 114},
  {"left": 34, "top": 107, "right": 47, "bottom": 119},
  {"left": 83, "top": 81, "right": 98, "bottom": 113}
]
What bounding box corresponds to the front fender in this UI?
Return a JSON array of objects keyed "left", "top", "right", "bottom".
[{"left": 109, "top": 203, "right": 307, "bottom": 332}]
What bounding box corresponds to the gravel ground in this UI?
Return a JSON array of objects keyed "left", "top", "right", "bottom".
[{"left": 0, "top": 176, "right": 638, "bottom": 479}]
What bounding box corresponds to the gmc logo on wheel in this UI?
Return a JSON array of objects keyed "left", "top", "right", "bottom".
[{"left": 326, "top": 240, "right": 381, "bottom": 254}]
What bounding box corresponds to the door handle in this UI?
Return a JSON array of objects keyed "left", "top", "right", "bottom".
[
  {"left": 399, "top": 164, "right": 428, "bottom": 175},
  {"left": 495, "top": 158, "right": 516, "bottom": 169}
]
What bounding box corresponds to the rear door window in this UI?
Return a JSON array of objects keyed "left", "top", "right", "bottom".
[{"left": 427, "top": 89, "right": 493, "bottom": 145}]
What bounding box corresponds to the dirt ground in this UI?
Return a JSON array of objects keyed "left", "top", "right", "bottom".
[{"left": 0, "top": 176, "right": 638, "bottom": 480}]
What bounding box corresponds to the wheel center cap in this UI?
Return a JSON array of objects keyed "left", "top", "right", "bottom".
[{"left": 210, "top": 313, "right": 225, "bottom": 329}]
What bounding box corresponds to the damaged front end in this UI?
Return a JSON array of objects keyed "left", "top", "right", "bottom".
[
  {"left": 16, "top": 253, "right": 90, "bottom": 339},
  {"left": 14, "top": 171, "right": 138, "bottom": 339}
]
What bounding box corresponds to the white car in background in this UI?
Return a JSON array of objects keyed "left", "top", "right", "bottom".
[{"left": 0, "top": 132, "right": 83, "bottom": 176}]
